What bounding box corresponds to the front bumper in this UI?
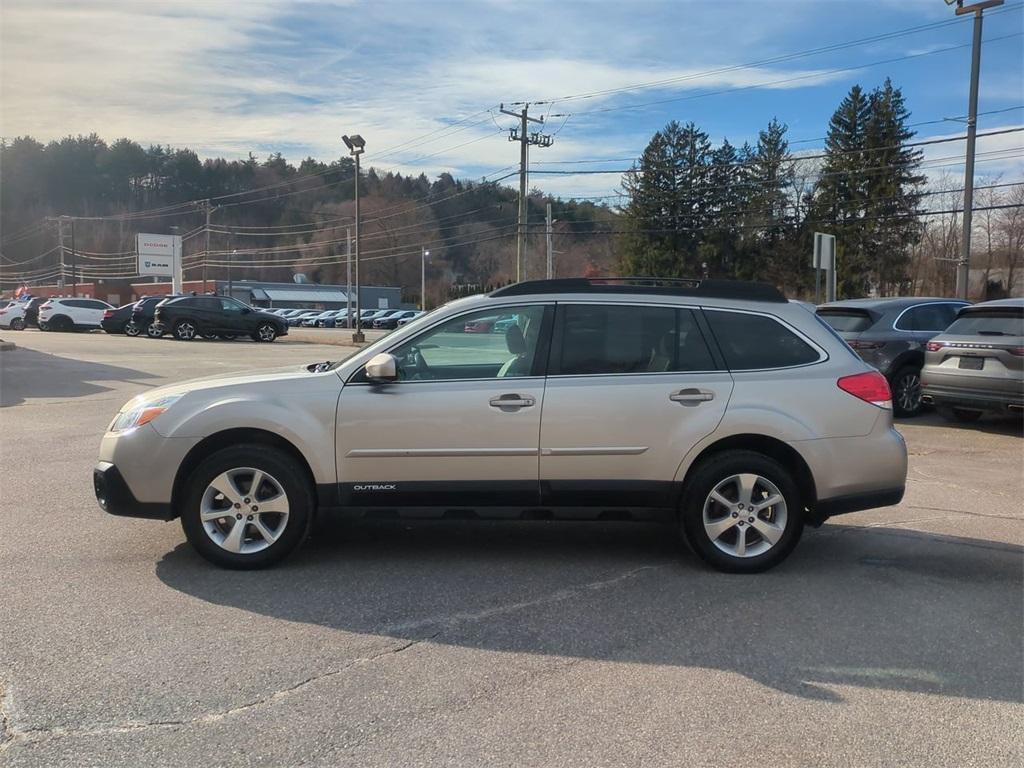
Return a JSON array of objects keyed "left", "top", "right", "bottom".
[{"left": 94, "top": 461, "right": 174, "bottom": 519}]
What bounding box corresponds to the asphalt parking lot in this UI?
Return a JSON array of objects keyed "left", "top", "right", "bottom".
[{"left": 1, "top": 330, "right": 1021, "bottom": 768}]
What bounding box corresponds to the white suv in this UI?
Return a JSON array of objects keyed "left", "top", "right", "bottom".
[
  {"left": 40, "top": 297, "right": 114, "bottom": 331},
  {"left": 94, "top": 278, "right": 907, "bottom": 573},
  {"left": 0, "top": 301, "right": 28, "bottom": 330}
]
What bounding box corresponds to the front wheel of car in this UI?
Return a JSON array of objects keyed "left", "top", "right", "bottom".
[
  {"left": 680, "top": 450, "right": 803, "bottom": 573},
  {"left": 254, "top": 322, "right": 278, "bottom": 342},
  {"left": 173, "top": 320, "right": 197, "bottom": 340},
  {"left": 891, "top": 366, "right": 924, "bottom": 417},
  {"left": 124, "top": 322, "right": 141, "bottom": 337},
  {"left": 145, "top": 322, "right": 163, "bottom": 338},
  {"left": 180, "top": 445, "right": 313, "bottom": 569},
  {"left": 10, "top": 318, "right": 25, "bottom": 331}
]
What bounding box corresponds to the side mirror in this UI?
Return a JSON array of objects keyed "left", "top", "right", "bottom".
[
  {"left": 365, "top": 352, "right": 397, "bottom": 382},
  {"left": 241, "top": 307, "right": 250, "bottom": 314}
]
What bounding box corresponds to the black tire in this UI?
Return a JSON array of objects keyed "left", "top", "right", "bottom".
[
  {"left": 890, "top": 365, "right": 924, "bottom": 417},
  {"left": 680, "top": 450, "right": 804, "bottom": 573},
  {"left": 124, "top": 322, "right": 141, "bottom": 337},
  {"left": 9, "top": 317, "right": 25, "bottom": 331},
  {"left": 50, "top": 315, "right": 73, "bottom": 332},
  {"left": 173, "top": 319, "right": 197, "bottom": 340},
  {"left": 180, "top": 444, "right": 313, "bottom": 569},
  {"left": 201, "top": 333, "right": 220, "bottom": 340},
  {"left": 145, "top": 322, "right": 163, "bottom": 338},
  {"left": 938, "top": 406, "right": 983, "bottom": 423},
  {"left": 254, "top": 322, "right": 277, "bottom": 343}
]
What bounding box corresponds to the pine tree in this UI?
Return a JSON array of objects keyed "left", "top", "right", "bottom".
[
  {"left": 863, "top": 79, "right": 925, "bottom": 295},
  {"left": 743, "top": 118, "right": 796, "bottom": 283},
  {"left": 811, "top": 85, "right": 873, "bottom": 296}
]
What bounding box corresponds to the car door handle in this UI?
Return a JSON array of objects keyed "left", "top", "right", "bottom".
[
  {"left": 670, "top": 388, "right": 715, "bottom": 404},
  {"left": 489, "top": 394, "right": 536, "bottom": 409}
]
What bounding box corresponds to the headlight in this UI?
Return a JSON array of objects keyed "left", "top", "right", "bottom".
[{"left": 110, "top": 394, "right": 183, "bottom": 432}]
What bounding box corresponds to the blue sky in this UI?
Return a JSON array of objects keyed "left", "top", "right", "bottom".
[{"left": 2, "top": 0, "right": 1021, "bottom": 199}]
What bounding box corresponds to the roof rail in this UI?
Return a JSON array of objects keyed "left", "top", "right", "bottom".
[{"left": 489, "top": 277, "right": 787, "bottom": 303}]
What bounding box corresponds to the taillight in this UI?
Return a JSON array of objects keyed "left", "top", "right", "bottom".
[
  {"left": 102, "top": 310, "right": 114, "bottom": 319},
  {"left": 925, "top": 341, "right": 944, "bottom": 352},
  {"left": 848, "top": 340, "right": 883, "bottom": 350},
  {"left": 837, "top": 371, "right": 892, "bottom": 409}
]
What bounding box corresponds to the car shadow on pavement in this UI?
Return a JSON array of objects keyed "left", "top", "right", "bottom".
[
  {"left": 898, "top": 411, "right": 1023, "bottom": 437},
  {"left": 155, "top": 519, "right": 1023, "bottom": 705},
  {"left": 0, "top": 347, "right": 158, "bottom": 407}
]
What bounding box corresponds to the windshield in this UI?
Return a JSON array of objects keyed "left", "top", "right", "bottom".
[{"left": 945, "top": 311, "right": 1024, "bottom": 337}]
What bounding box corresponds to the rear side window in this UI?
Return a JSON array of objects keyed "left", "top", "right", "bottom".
[
  {"left": 817, "top": 309, "right": 874, "bottom": 332},
  {"left": 557, "top": 305, "right": 716, "bottom": 375},
  {"left": 898, "top": 303, "right": 962, "bottom": 332},
  {"left": 945, "top": 310, "right": 1023, "bottom": 337},
  {"left": 706, "top": 310, "right": 821, "bottom": 370}
]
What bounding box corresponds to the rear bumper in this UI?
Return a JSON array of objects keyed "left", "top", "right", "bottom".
[
  {"left": 810, "top": 486, "right": 905, "bottom": 524},
  {"left": 93, "top": 461, "right": 174, "bottom": 520},
  {"left": 921, "top": 384, "right": 1023, "bottom": 412}
]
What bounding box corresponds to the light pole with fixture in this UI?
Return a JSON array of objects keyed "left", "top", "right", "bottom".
[
  {"left": 343, "top": 134, "right": 366, "bottom": 342},
  {"left": 421, "top": 247, "right": 429, "bottom": 310},
  {"left": 945, "top": 0, "right": 1004, "bottom": 299}
]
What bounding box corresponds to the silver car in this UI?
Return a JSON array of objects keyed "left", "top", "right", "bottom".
[
  {"left": 921, "top": 298, "right": 1024, "bottom": 421},
  {"left": 93, "top": 278, "right": 907, "bottom": 573}
]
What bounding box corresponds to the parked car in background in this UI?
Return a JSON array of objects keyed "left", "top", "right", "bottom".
[
  {"left": 100, "top": 303, "right": 135, "bottom": 334},
  {"left": 396, "top": 311, "right": 425, "bottom": 327},
  {"left": 0, "top": 301, "right": 28, "bottom": 330},
  {"left": 464, "top": 316, "right": 495, "bottom": 333},
  {"left": 921, "top": 298, "right": 1024, "bottom": 422},
  {"left": 22, "top": 297, "right": 49, "bottom": 328},
  {"left": 95, "top": 277, "right": 907, "bottom": 573},
  {"left": 128, "top": 295, "right": 175, "bottom": 337},
  {"left": 154, "top": 295, "right": 288, "bottom": 342},
  {"left": 816, "top": 297, "right": 969, "bottom": 416},
  {"left": 373, "top": 310, "right": 419, "bottom": 329},
  {"left": 287, "top": 311, "right": 321, "bottom": 327},
  {"left": 39, "top": 297, "right": 114, "bottom": 332},
  {"left": 304, "top": 310, "right": 344, "bottom": 327}
]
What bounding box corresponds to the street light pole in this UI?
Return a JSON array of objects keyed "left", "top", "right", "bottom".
[
  {"left": 950, "top": 0, "right": 1004, "bottom": 300},
  {"left": 343, "top": 134, "right": 366, "bottom": 343},
  {"left": 421, "top": 247, "right": 429, "bottom": 310}
]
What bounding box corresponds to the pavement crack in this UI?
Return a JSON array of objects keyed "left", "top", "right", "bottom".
[{"left": 0, "top": 631, "right": 445, "bottom": 749}]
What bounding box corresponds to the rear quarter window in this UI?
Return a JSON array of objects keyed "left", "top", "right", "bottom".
[{"left": 706, "top": 310, "right": 822, "bottom": 370}]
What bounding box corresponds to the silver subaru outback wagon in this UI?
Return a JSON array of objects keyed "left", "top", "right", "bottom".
[{"left": 93, "top": 278, "right": 907, "bottom": 573}]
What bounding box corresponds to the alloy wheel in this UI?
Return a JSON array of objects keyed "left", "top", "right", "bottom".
[
  {"left": 125, "top": 322, "right": 140, "bottom": 337},
  {"left": 146, "top": 322, "right": 162, "bottom": 338},
  {"left": 200, "top": 467, "right": 290, "bottom": 555},
  {"left": 257, "top": 323, "right": 277, "bottom": 342},
  {"left": 894, "top": 371, "right": 922, "bottom": 414},
  {"left": 175, "top": 321, "right": 196, "bottom": 340},
  {"left": 702, "top": 473, "right": 788, "bottom": 558}
]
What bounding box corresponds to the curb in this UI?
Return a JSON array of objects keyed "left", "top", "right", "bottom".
[{"left": 0, "top": 340, "right": 16, "bottom": 352}]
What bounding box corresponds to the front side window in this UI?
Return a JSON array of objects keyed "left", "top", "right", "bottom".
[
  {"left": 557, "top": 304, "right": 716, "bottom": 375},
  {"left": 389, "top": 305, "right": 547, "bottom": 381},
  {"left": 706, "top": 310, "right": 821, "bottom": 370},
  {"left": 220, "top": 298, "right": 246, "bottom": 313}
]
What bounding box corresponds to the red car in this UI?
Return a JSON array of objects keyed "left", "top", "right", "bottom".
[{"left": 464, "top": 318, "right": 495, "bottom": 333}]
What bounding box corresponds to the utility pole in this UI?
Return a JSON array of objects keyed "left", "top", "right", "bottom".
[
  {"left": 343, "top": 134, "right": 366, "bottom": 343},
  {"left": 545, "top": 203, "right": 553, "bottom": 280},
  {"left": 227, "top": 228, "right": 234, "bottom": 299},
  {"left": 203, "top": 199, "right": 212, "bottom": 293},
  {"left": 346, "top": 227, "right": 353, "bottom": 328},
  {"left": 57, "top": 216, "right": 66, "bottom": 290},
  {"left": 500, "top": 103, "right": 552, "bottom": 282},
  {"left": 952, "top": 0, "right": 1004, "bottom": 300},
  {"left": 421, "top": 247, "right": 429, "bottom": 310}
]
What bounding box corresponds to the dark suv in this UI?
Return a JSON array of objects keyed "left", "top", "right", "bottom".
[
  {"left": 154, "top": 295, "right": 288, "bottom": 342},
  {"left": 128, "top": 295, "right": 175, "bottom": 338},
  {"left": 817, "top": 298, "right": 969, "bottom": 416}
]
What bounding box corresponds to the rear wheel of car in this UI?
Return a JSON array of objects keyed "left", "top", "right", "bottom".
[
  {"left": 890, "top": 366, "right": 924, "bottom": 417},
  {"left": 254, "top": 322, "right": 278, "bottom": 342},
  {"left": 50, "top": 315, "right": 73, "bottom": 332},
  {"left": 180, "top": 445, "right": 313, "bottom": 569},
  {"left": 10, "top": 317, "right": 25, "bottom": 331},
  {"left": 173, "top": 319, "right": 197, "bottom": 341},
  {"left": 145, "top": 322, "right": 163, "bottom": 338},
  {"left": 938, "top": 406, "right": 983, "bottom": 423},
  {"left": 680, "top": 450, "right": 803, "bottom": 573},
  {"left": 124, "top": 322, "right": 141, "bottom": 337}
]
